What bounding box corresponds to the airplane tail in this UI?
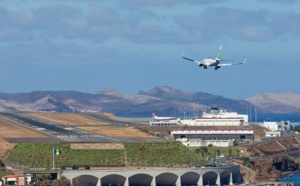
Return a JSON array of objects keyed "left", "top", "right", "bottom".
[
  {"left": 152, "top": 113, "right": 157, "bottom": 118},
  {"left": 216, "top": 45, "right": 222, "bottom": 60}
]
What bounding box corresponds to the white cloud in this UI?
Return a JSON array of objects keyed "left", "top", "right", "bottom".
[
  {"left": 173, "top": 7, "right": 300, "bottom": 42},
  {"left": 1, "top": 2, "right": 300, "bottom": 65}
]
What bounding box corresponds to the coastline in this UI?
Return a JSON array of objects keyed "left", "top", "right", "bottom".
[
  {"left": 280, "top": 172, "right": 300, "bottom": 186},
  {"left": 281, "top": 171, "right": 300, "bottom": 179}
]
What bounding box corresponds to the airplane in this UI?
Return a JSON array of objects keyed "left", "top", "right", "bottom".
[
  {"left": 152, "top": 113, "right": 175, "bottom": 121},
  {"left": 182, "top": 45, "right": 246, "bottom": 70}
]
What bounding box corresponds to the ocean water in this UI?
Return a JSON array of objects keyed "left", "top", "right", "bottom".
[
  {"left": 250, "top": 113, "right": 300, "bottom": 122},
  {"left": 119, "top": 113, "right": 300, "bottom": 122},
  {"left": 280, "top": 173, "right": 300, "bottom": 186}
]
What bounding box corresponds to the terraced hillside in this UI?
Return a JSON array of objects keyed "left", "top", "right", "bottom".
[
  {"left": 5, "top": 142, "right": 206, "bottom": 169},
  {"left": 6, "top": 143, "right": 125, "bottom": 169},
  {"left": 125, "top": 142, "right": 206, "bottom": 167},
  {"left": 246, "top": 135, "right": 300, "bottom": 156}
]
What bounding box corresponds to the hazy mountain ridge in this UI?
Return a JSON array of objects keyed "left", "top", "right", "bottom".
[
  {"left": 0, "top": 87, "right": 299, "bottom": 115},
  {"left": 246, "top": 92, "right": 300, "bottom": 113}
]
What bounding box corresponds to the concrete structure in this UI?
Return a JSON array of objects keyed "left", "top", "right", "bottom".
[
  {"left": 203, "top": 107, "right": 248, "bottom": 122},
  {"left": 177, "top": 138, "right": 233, "bottom": 147},
  {"left": 171, "top": 129, "right": 253, "bottom": 147},
  {"left": 149, "top": 119, "right": 179, "bottom": 126},
  {"left": 62, "top": 165, "right": 242, "bottom": 186},
  {"left": 281, "top": 120, "right": 291, "bottom": 130},
  {"left": 179, "top": 107, "right": 248, "bottom": 126},
  {"left": 180, "top": 118, "right": 244, "bottom": 126},
  {"left": 265, "top": 130, "right": 282, "bottom": 138},
  {"left": 262, "top": 122, "right": 278, "bottom": 131},
  {"left": 2, "top": 174, "right": 27, "bottom": 186}
]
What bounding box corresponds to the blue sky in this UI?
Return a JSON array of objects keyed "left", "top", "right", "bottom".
[{"left": 0, "top": 0, "right": 299, "bottom": 99}]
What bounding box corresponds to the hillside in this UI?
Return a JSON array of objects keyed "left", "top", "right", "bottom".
[
  {"left": 0, "top": 86, "right": 299, "bottom": 115},
  {"left": 246, "top": 92, "right": 300, "bottom": 113}
]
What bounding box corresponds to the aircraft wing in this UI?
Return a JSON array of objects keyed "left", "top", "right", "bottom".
[
  {"left": 182, "top": 54, "right": 202, "bottom": 64},
  {"left": 217, "top": 59, "right": 246, "bottom": 67}
]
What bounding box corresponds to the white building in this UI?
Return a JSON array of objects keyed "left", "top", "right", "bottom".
[
  {"left": 171, "top": 129, "right": 254, "bottom": 147},
  {"left": 149, "top": 119, "right": 179, "bottom": 126},
  {"left": 265, "top": 130, "right": 282, "bottom": 138},
  {"left": 202, "top": 106, "right": 248, "bottom": 122},
  {"left": 262, "top": 122, "right": 278, "bottom": 131},
  {"left": 180, "top": 118, "right": 244, "bottom": 126},
  {"left": 177, "top": 138, "right": 233, "bottom": 147},
  {"left": 179, "top": 106, "right": 248, "bottom": 126}
]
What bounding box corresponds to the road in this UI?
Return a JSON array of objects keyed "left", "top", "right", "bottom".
[{"left": 239, "top": 164, "right": 256, "bottom": 183}]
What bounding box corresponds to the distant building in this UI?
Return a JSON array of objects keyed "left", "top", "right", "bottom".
[
  {"left": 262, "top": 122, "right": 278, "bottom": 131},
  {"left": 265, "top": 130, "right": 282, "bottom": 138},
  {"left": 149, "top": 119, "right": 179, "bottom": 126},
  {"left": 179, "top": 107, "right": 248, "bottom": 126},
  {"left": 177, "top": 138, "right": 233, "bottom": 147},
  {"left": 202, "top": 106, "right": 248, "bottom": 122},
  {"left": 2, "top": 174, "right": 27, "bottom": 186},
  {"left": 281, "top": 120, "right": 291, "bottom": 130},
  {"left": 171, "top": 129, "right": 253, "bottom": 147}
]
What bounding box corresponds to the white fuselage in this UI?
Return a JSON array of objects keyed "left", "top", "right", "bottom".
[
  {"left": 154, "top": 116, "right": 175, "bottom": 121},
  {"left": 201, "top": 58, "right": 219, "bottom": 67}
]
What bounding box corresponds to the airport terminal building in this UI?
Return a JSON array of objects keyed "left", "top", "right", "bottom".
[
  {"left": 171, "top": 129, "right": 254, "bottom": 147},
  {"left": 180, "top": 107, "right": 248, "bottom": 126}
]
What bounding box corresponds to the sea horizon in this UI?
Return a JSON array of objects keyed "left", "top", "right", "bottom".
[{"left": 117, "top": 113, "right": 300, "bottom": 122}]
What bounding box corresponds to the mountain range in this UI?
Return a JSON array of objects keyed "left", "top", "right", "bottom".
[{"left": 0, "top": 86, "right": 299, "bottom": 116}]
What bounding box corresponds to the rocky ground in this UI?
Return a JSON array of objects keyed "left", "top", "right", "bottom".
[
  {"left": 238, "top": 154, "right": 300, "bottom": 182},
  {"left": 0, "top": 139, "right": 15, "bottom": 163}
]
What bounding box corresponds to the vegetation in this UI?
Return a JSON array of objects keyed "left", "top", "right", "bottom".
[
  {"left": 194, "top": 146, "right": 243, "bottom": 158},
  {"left": 125, "top": 141, "right": 208, "bottom": 167},
  {"left": 33, "top": 174, "right": 52, "bottom": 186},
  {"left": 6, "top": 142, "right": 210, "bottom": 168},
  {"left": 51, "top": 176, "right": 71, "bottom": 186},
  {"left": 6, "top": 143, "right": 125, "bottom": 169},
  {"left": 0, "top": 172, "right": 12, "bottom": 181},
  {"left": 233, "top": 140, "right": 239, "bottom": 146}
]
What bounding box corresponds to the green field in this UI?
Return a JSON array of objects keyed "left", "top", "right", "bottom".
[
  {"left": 5, "top": 142, "right": 208, "bottom": 169},
  {"left": 6, "top": 143, "right": 124, "bottom": 169},
  {"left": 125, "top": 142, "right": 207, "bottom": 167}
]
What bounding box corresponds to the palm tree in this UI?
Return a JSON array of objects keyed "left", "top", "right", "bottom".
[
  {"left": 228, "top": 148, "right": 232, "bottom": 157},
  {"left": 216, "top": 149, "right": 221, "bottom": 157},
  {"left": 236, "top": 149, "right": 240, "bottom": 157}
]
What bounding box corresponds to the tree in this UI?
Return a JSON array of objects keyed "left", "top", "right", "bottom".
[
  {"left": 73, "top": 176, "right": 80, "bottom": 186},
  {"left": 216, "top": 149, "right": 221, "bottom": 157},
  {"left": 201, "top": 146, "right": 208, "bottom": 155},
  {"left": 233, "top": 140, "right": 239, "bottom": 146},
  {"left": 228, "top": 148, "right": 232, "bottom": 157},
  {"left": 236, "top": 149, "right": 240, "bottom": 157},
  {"left": 195, "top": 148, "right": 201, "bottom": 154},
  {"left": 201, "top": 138, "right": 207, "bottom": 147},
  {"left": 51, "top": 177, "right": 71, "bottom": 186},
  {"left": 34, "top": 174, "right": 52, "bottom": 186}
]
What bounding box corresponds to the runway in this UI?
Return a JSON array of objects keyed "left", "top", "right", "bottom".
[{"left": 0, "top": 112, "right": 165, "bottom": 143}]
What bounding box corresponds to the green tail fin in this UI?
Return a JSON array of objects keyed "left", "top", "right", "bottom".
[{"left": 217, "top": 45, "right": 222, "bottom": 59}]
